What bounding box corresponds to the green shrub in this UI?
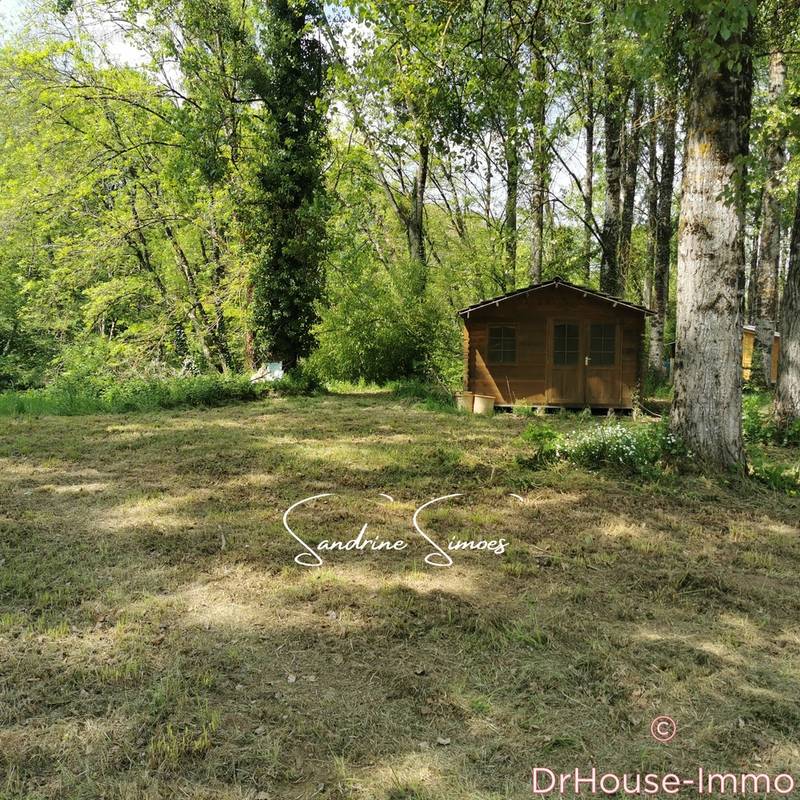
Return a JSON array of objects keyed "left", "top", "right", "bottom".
[
  {"left": 270, "top": 363, "right": 326, "bottom": 397},
  {"left": 642, "top": 370, "right": 672, "bottom": 400},
  {"left": 516, "top": 405, "right": 797, "bottom": 491},
  {"left": 742, "top": 392, "right": 777, "bottom": 444},
  {"left": 649, "top": 418, "right": 694, "bottom": 462},
  {"left": 389, "top": 379, "right": 455, "bottom": 411},
  {"left": 742, "top": 391, "right": 800, "bottom": 447},
  {"left": 518, "top": 418, "right": 690, "bottom": 477},
  {"left": 518, "top": 422, "right": 562, "bottom": 468},
  {"left": 0, "top": 373, "right": 268, "bottom": 416},
  {"left": 311, "top": 252, "right": 461, "bottom": 385},
  {"left": 560, "top": 422, "right": 666, "bottom": 476},
  {"left": 748, "top": 448, "right": 800, "bottom": 494},
  {"left": 511, "top": 401, "right": 537, "bottom": 417},
  {"left": 775, "top": 419, "right": 800, "bottom": 447}
]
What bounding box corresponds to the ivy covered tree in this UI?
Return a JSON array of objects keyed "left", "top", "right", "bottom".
[{"left": 247, "top": 0, "right": 329, "bottom": 368}]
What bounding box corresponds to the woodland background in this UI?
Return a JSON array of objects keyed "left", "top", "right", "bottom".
[
  {"left": 3, "top": 5, "right": 800, "bottom": 796},
  {"left": 1, "top": 0, "right": 799, "bottom": 467}
]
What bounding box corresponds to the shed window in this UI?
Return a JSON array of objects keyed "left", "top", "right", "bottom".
[
  {"left": 589, "top": 323, "right": 616, "bottom": 366},
  {"left": 553, "top": 323, "right": 579, "bottom": 365},
  {"left": 488, "top": 326, "right": 516, "bottom": 364}
]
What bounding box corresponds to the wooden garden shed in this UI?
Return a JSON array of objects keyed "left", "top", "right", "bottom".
[{"left": 458, "top": 277, "right": 653, "bottom": 410}]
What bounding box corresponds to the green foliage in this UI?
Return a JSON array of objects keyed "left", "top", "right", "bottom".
[
  {"left": 743, "top": 391, "right": 777, "bottom": 443},
  {"left": 516, "top": 411, "right": 799, "bottom": 494},
  {"left": 269, "top": 362, "right": 326, "bottom": 397},
  {"left": 311, "top": 267, "right": 458, "bottom": 384},
  {"left": 743, "top": 391, "right": 800, "bottom": 447},
  {"left": 0, "top": 40, "right": 246, "bottom": 380},
  {"left": 519, "top": 418, "right": 691, "bottom": 477},
  {"left": 777, "top": 420, "right": 800, "bottom": 448},
  {"left": 626, "top": 0, "right": 759, "bottom": 84},
  {"left": 308, "top": 145, "right": 464, "bottom": 385},
  {"left": 0, "top": 0, "right": 333, "bottom": 382},
  {"left": 748, "top": 447, "right": 800, "bottom": 494},
  {"left": 0, "top": 374, "right": 267, "bottom": 416},
  {"left": 388, "top": 379, "right": 455, "bottom": 412},
  {"left": 517, "top": 422, "right": 562, "bottom": 468},
  {"left": 310, "top": 258, "right": 430, "bottom": 383},
  {"left": 247, "top": 0, "right": 330, "bottom": 366},
  {"left": 559, "top": 421, "right": 668, "bottom": 476}
]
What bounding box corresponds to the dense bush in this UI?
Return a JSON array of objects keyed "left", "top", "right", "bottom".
[
  {"left": 518, "top": 422, "right": 561, "bottom": 467},
  {"left": 518, "top": 418, "right": 690, "bottom": 477},
  {"left": 312, "top": 288, "right": 461, "bottom": 386},
  {"left": 269, "top": 363, "right": 326, "bottom": 397},
  {"left": 743, "top": 392, "right": 775, "bottom": 443},
  {"left": 743, "top": 391, "right": 800, "bottom": 447},
  {"left": 778, "top": 421, "right": 800, "bottom": 447},
  {"left": 389, "top": 379, "right": 455, "bottom": 411},
  {"left": 310, "top": 203, "right": 463, "bottom": 387},
  {"left": 0, "top": 373, "right": 273, "bottom": 416},
  {"left": 561, "top": 420, "right": 690, "bottom": 476},
  {"left": 518, "top": 411, "right": 798, "bottom": 493},
  {"left": 748, "top": 449, "right": 800, "bottom": 494}
]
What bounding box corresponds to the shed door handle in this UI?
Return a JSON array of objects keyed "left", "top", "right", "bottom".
[{"left": 585, "top": 356, "right": 591, "bottom": 366}]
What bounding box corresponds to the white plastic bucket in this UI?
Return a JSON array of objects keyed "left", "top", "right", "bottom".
[
  {"left": 472, "top": 394, "right": 495, "bottom": 415},
  {"left": 454, "top": 391, "right": 474, "bottom": 412}
]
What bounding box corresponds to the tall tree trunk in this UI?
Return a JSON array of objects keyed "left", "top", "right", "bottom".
[
  {"left": 484, "top": 137, "right": 493, "bottom": 224},
  {"left": 619, "top": 87, "right": 644, "bottom": 295},
  {"left": 598, "top": 0, "right": 622, "bottom": 294},
  {"left": 599, "top": 8, "right": 623, "bottom": 298},
  {"left": 753, "top": 51, "right": 787, "bottom": 385},
  {"left": 504, "top": 131, "right": 519, "bottom": 290},
  {"left": 644, "top": 91, "right": 658, "bottom": 309},
  {"left": 250, "top": 0, "right": 328, "bottom": 368},
  {"left": 746, "top": 188, "right": 762, "bottom": 324},
  {"left": 775, "top": 180, "right": 800, "bottom": 425},
  {"left": 670, "top": 16, "right": 753, "bottom": 469},
  {"left": 163, "top": 221, "right": 228, "bottom": 371},
  {"left": 203, "top": 220, "right": 234, "bottom": 371},
  {"left": 600, "top": 105, "right": 623, "bottom": 295},
  {"left": 529, "top": 39, "right": 547, "bottom": 283},
  {"left": 244, "top": 285, "right": 256, "bottom": 370},
  {"left": 407, "top": 139, "right": 429, "bottom": 295},
  {"left": 581, "top": 16, "right": 595, "bottom": 285},
  {"left": 648, "top": 102, "right": 676, "bottom": 377}
]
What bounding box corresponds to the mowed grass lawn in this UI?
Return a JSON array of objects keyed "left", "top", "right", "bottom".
[{"left": 1, "top": 393, "right": 800, "bottom": 799}]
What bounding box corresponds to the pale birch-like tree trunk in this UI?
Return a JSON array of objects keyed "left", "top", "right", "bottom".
[
  {"left": 648, "top": 102, "right": 676, "bottom": 377},
  {"left": 598, "top": 0, "right": 622, "bottom": 295},
  {"left": 643, "top": 91, "right": 658, "bottom": 309},
  {"left": 753, "top": 51, "right": 787, "bottom": 384},
  {"left": 583, "top": 99, "right": 595, "bottom": 285},
  {"left": 581, "top": 12, "right": 595, "bottom": 285},
  {"left": 670, "top": 23, "right": 753, "bottom": 468},
  {"left": 619, "top": 88, "right": 644, "bottom": 294},
  {"left": 746, "top": 189, "right": 762, "bottom": 324},
  {"left": 775, "top": 181, "right": 800, "bottom": 425},
  {"left": 600, "top": 94, "right": 623, "bottom": 295},
  {"left": 504, "top": 132, "right": 519, "bottom": 290},
  {"left": 406, "top": 139, "right": 430, "bottom": 296},
  {"left": 529, "top": 44, "right": 547, "bottom": 283}
]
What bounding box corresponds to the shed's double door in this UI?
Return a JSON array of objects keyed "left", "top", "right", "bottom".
[{"left": 546, "top": 319, "right": 622, "bottom": 406}]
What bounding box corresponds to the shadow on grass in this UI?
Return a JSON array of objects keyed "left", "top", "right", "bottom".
[{"left": 1, "top": 396, "right": 800, "bottom": 798}]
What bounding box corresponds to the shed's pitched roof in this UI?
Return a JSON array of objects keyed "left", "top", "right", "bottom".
[{"left": 457, "top": 276, "right": 654, "bottom": 317}]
